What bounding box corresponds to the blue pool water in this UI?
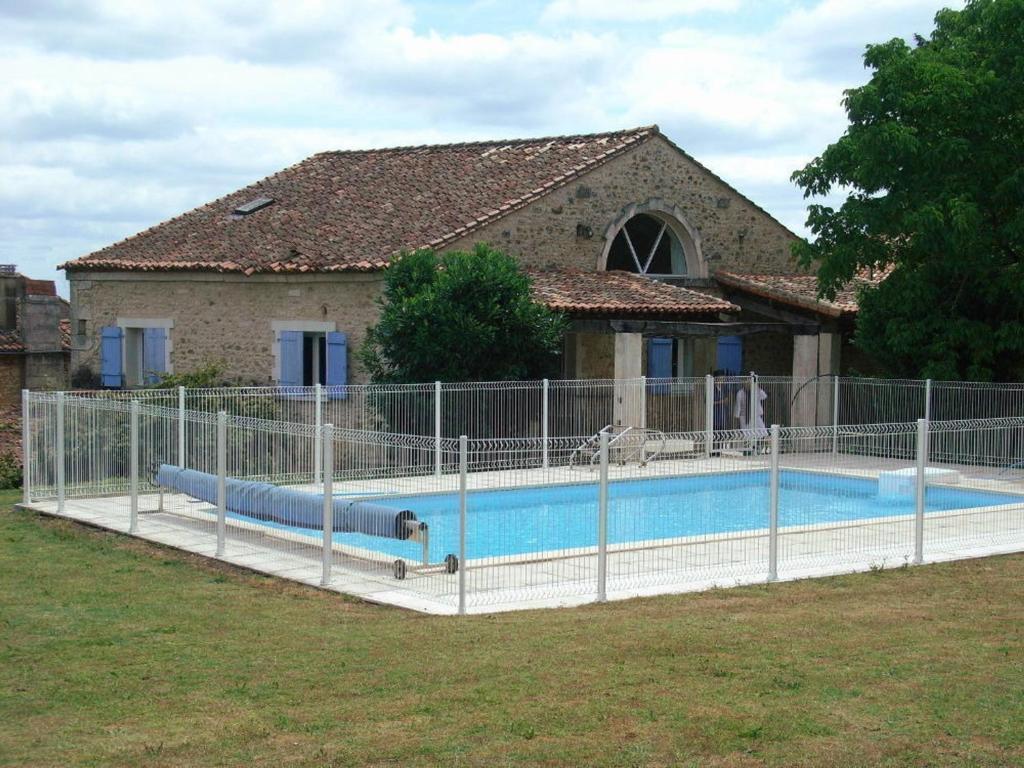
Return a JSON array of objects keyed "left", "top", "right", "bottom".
[{"left": 233, "top": 471, "right": 1024, "bottom": 562}]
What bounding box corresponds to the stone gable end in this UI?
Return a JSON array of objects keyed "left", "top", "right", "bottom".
[{"left": 443, "top": 134, "right": 797, "bottom": 275}]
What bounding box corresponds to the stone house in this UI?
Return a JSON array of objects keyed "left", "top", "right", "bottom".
[
  {"left": 62, "top": 125, "right": 873, "bottom": 409},
  {"left": 0, "top": 268, "right": 70, "bottom": 405}
]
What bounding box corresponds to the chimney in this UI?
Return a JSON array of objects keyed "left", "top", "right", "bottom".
[{"left": 21, "top": 279, "right": 69, "bottom": 391}]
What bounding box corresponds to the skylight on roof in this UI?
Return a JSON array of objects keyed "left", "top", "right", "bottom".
[{"left": 233, "top": 196, "right": 274, "bottom": 216}]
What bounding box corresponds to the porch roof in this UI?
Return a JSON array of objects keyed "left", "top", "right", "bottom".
[
  {"left": 528, "top": 269, "right": 738, "bottom": 318},
  {"left": 715, "top": 267, "right": 892, "bottom": 319}
]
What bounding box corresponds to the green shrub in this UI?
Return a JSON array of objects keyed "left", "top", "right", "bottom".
[
  {"left": 361, "top": 243, "right": 565, "bottom": 383},
  {"left": 145, "top": 362, "right": 281, "bottom": 421},
  {"left": 146, "top": 361, "right": 228, "bottom": 390},
  {"left": 0, "top": 451, "right": 23, "bottom": 490}
]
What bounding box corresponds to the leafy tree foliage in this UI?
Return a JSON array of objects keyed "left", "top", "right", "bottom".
[
  {"left": 361, "top": 244, "right": 565, "bottom": 383},
  {"left": 146, "top": 361, "right": 228, "bottom": 389},
  {"left": 792, "top": 0, "right": 1024, "bottom": 380},
  {"left": 144, "top": 362, "right": 280, "bottom": 419}
]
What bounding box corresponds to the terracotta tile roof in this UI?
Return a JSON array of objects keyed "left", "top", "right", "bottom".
[
  {"left": 529, "top": 269, "right": 737, "bottom": 318},
  {"left": 715, "top": 267, "right": 892, "bottom": 318},
  {"left": 0, "top": 329, "right": 22, "bottom": 353},
  {"left": 23, "top": 279, "right": 57, "bottom": 296},
  {"left": 62, "top": 126, "right": 661, "bottom": 275}
]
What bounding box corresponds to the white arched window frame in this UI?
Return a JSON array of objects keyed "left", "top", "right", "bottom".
[{"left": 598, "top": 200, "right": 706, "bottom": 278}]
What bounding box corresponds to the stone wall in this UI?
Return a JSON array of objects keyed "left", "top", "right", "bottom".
[
  {"left": 743, "top": 332, "right": 794, "bottom": 377},
  {"left": 0, "top": 356, "right": 23, "bottom": 407},
  {"left": 24, "top": 353, "right": 68, "bottom": 392},
  {"left": 571, "top": 333, "right": 614, "bottom": 379},
  {"left": 69, "top": 272, "right": 383, "bottom": 384},
  {"left": 444, "top": 134, "right": 797, "bottom": 275}
]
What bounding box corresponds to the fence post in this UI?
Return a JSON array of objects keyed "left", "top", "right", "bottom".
[
  {"left": 458, "top": 434, "right": 468, "bottom": 616},
  {"left": 129, "top": 400, "right": 139, "bottom": 534},
  {"left": 768, "top": 424, "right": 780, "bottom": 582},
  {"left": 435, "top": 381, "right": 443, "bottom": 478},
  {"left": 542, "top": 378, "right": 549, "bottom": 469},
  {"left": 56, "top": 391, "right": 65, "bottom": 514},
  {"left": 177, "top": 385, "right": 186, "bottom": 467},
  {"left": 704, "top": 374, "right": 714, "bottom": 459},
  {"left": 924, "top": 378, "right": 932, "bottom": 423},
  {"left": 597, "top": 430, "right": 609, "bottom": 602},
  {"left": 639, "top": 375, "right": 647, "bottom": 429},
  {"left": 831, "top": 376, "right": 840, "bottom": 454},
  {"left": 21, "top": 389, "right": 30, "bottom": 505},
  {"left": 748, "top": 373, "right": 756, "bottom": 430},
  {"left": 321, "top": 423, "right": 334, "bottom": 586},
  {"left": 216, "top": 411, "right": 226, "bottom": 557},
  {"left": 914, "top": 417, "right": 928, "bottom": 565},
  {"left": 314, "top": 383, "right": 323, "bottom": 486}
]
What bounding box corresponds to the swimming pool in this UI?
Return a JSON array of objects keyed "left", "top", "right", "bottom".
[{"left": 232, "top": 470, "right": 1024, "bottom": 563}]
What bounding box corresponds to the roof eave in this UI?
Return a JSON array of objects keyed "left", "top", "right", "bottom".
[{"left": 715, "top": 272, "right": 850, "bottom": 319}]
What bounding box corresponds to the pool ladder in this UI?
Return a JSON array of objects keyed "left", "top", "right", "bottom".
[{"left": 569, "top": 425, "right": 667, "bottom": 470}]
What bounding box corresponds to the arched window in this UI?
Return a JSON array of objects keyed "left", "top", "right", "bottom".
[{"left": 605, "top": 213, "right": 689, "bottom": 275}]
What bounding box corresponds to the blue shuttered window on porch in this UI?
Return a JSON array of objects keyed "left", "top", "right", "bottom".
[
  {"left": 648, "top": 337, "right": 673, "bottom": 394},
  {"left": 325, "top": 331, "right": 348, "bottom": 399},
  {"left": 279, "top": 331, "right": 303, "bottom": 387},
  {"left": 142, "top": 327, "right": 167, "bottom": 384},
  {"left": 716, "top": 335, "right": 743, "bottom": 375},
  {"left": 100, "top": 326, "right": 123, "bottom": 388}
]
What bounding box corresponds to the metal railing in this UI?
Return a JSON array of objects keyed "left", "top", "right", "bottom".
[
  {"left": 21, "top": 383, "right": 1024, "bottom": 613},
  {"left": 36, "top": 376, "right": 1024, "bottom": 481}
]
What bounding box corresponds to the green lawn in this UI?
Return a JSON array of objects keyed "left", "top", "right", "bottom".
[{"left": 2, "top": 492, "right": 1023, "bottom": 767}]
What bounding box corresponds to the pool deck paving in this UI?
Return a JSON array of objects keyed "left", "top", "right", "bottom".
[{"left": 20, "top": 452, "right": 1024, "bottom": 615}]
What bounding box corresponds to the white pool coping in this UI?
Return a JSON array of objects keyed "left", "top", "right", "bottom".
[{"left": 20, "top": 452, "right": 1024, "bottom": 615}]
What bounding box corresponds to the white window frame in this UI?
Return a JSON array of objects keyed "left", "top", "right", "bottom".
[
  {"left": 618, "top": 215, "right": 689, "bottom": 277},
  {"left": 116, "top": 317, "right": 174, "bottom": 386},
  {"left": 271, "top": 320, "right": 337, "bottom": 384},
  {"left": 599, "top": 201, "right": 707, "bottom": 278}
]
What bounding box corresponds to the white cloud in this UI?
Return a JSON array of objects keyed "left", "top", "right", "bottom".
[
  {"left": 0, "top": 0, "right": 959, "bottom": 293},
  {"left": 699, "top": 153, "right": 818, "bottom": 188},
  {"left": 541, "top": 0, "right": 741, "bottom": 23},
  {"left": 0, "top": 0, "right": 414, "bottom": 62}
]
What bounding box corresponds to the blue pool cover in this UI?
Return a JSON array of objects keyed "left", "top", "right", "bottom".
[{"left": 154, "top": 464, "right": 417, "bottom": 540}]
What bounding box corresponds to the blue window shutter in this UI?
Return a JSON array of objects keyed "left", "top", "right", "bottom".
[
  {"left": 648, "top": 337, "right": 673, "bottom": 394},
  {"left": 716, "top": 335, "right": 743, "bottom": 375},
  {"left": 100, "top": 326, "right": 123, "bottom": 388},
  {"left": 142, "top": 327, "right": 167, "bottom": 384},
  {"left": 279, "top": 331, "right": 303, "bottom": 387},
  {"left": 325, "top": 332, "right": 348, "bottom": 399}
]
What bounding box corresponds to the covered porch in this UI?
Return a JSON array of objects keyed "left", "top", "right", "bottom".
[{"left": 530, "top": 269, "right": 843, "bottom": 429}]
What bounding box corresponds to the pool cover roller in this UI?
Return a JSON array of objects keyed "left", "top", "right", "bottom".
[{"left": 154, "top": 464, "right": 417, "bottom": 540}]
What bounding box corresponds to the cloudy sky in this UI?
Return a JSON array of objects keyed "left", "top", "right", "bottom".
[{"left": 3, "top": 0, "right": 959, "bottom": 295}]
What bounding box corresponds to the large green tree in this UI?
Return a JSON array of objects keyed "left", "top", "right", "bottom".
[
  {"left": 792, "top": 0, "right": 1024, "bottom": 380},
  {"left": 360, "top": 243, "right": 565, "bottom": 383}
]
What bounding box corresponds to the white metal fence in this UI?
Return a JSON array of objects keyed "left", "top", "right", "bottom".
[
  {"left": 36, "top": 375, "right": 1024, "bottom": 451},
  {"left": 21, "top": 380, "right": 1024, "bottom": 613}
]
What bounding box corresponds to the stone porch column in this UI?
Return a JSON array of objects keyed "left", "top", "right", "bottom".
[
  {"left": 817, "top": 332, "right": 841, "bottom": 426},
  {"left": 791, "top": 333, "right": 819, "bottom": 427},
  {"left": 790, "top": 332, "right": 842, "bottom": 427},
  {"left": 613, "top": 332, "right": 644, "bottom": 427}
]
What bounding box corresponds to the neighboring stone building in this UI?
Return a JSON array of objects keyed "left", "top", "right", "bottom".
[
  {"left": 0, "top": 267, "right": 70, "bottom": 407},
  {"left": 61, "top": 125, "right": 868, "bottom": 413}
]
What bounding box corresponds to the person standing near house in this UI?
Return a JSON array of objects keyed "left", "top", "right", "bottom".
[{"left": 734, "top": 374, "right": 769, "bottom": 437}]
